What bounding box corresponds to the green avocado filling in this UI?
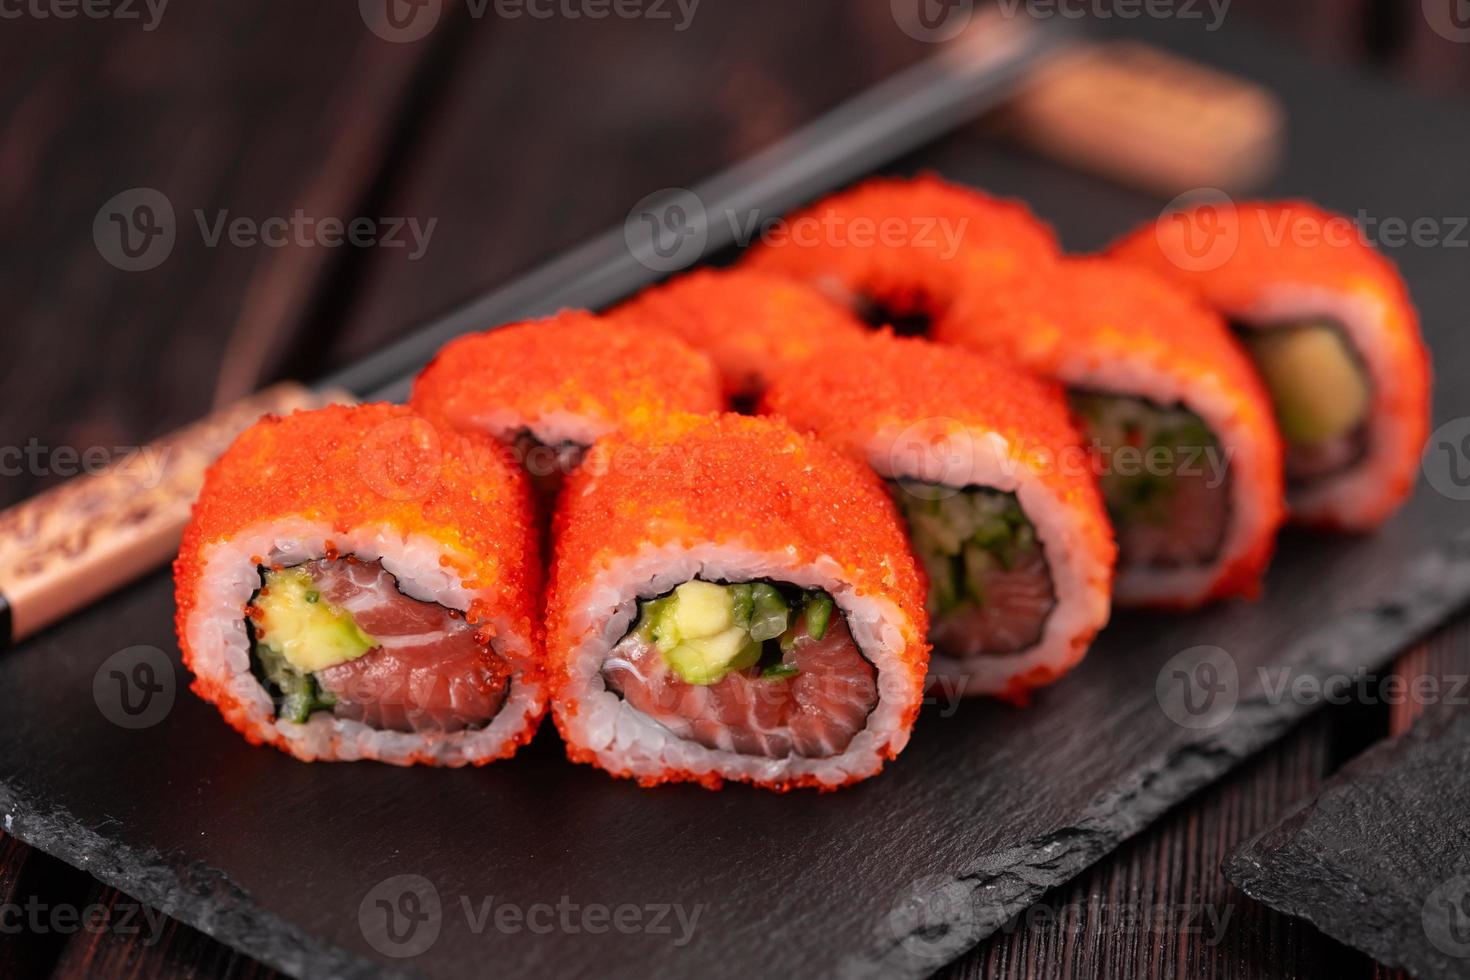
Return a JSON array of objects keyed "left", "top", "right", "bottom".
[
  {"left": 1238, "top": 320, "right": 1369, "bottom": 447},
  {"left": 630, "top": 580, "right": 837, "bottom": 685},
  {"left": 1070, "top": 392, "right": 1219, "bottom": 527},
  {"left": 891, "top": 483, "right": 1041, "bottom": 617},
  {"left": 246, "top": 566, "right": 377, "bottom": 723}
]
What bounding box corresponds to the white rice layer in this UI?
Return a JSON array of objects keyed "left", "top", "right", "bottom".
[
  {"left": 557, "top": 542, "right": 924, "bottom": 788},
  {"left": 184, "top": 519, "right": 542, "bottom": 766}
]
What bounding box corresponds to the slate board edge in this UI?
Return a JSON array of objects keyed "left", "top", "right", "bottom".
[
  {"left": 1220, "top": 792, "right": 1416, "bottom": 976},
  {"left": 1219, "top": 709, "right": 1470, "bottom": 978},
  {"left": 0, "top": 787, "right": 393, "bottom": 980},
  {"left": 846, "top": 528, "right": 1470, "bottom": 980}
]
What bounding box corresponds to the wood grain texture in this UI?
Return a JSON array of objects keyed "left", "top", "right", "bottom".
[
  {"left": 0, "top": 4, "right": 432, "bottom": 510},
  {"left": 324, "top": 0, "right": 930, "bottom": 366},
  {"left": 47, "top": 879, "right": 282, "bottom": 980}
]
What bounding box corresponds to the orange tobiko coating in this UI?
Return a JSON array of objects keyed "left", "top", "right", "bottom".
[
  {"left": 410, "top": 310, "right": 724, "bottom": 439},
  {"left": 760, "top": 330, "right": 1100, "bottom": 516},
  {"left": 610, "top": 268, "right": 867, "bottom": 400},
  {"left": 743, "top": 174, "right": 1060, "bottom": 319}
]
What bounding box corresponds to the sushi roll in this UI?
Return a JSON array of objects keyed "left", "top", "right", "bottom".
[
  {"left": 411, "top": 310, "right": 722, "bottom": 496},
  {"left": 609, "top": 267, "right": 867, "bottom": 408},
  {"left": 174, "top": 404, "right": 543, "bottom": 766},
  {"left": 547, "top": 413, "right": 928, "bottom": 790},
  {"left": 1110, "top": 200, "right": 1431, "bottom": 529},
  {"left": 935, "top": 257, "right": 1285, "bottom": 609},
  {"left": 761, "top": 331, "right": 1115, "bottom": 701},
  {"left": 743, "top": 174, "right": 1059, "bottom": 332}
]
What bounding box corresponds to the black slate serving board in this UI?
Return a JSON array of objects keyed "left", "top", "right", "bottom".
[
  {"left": 1224, "top": 707, "right": 1470, "bottom": 980},
  {"left": 4, "top": 16, "right": 1470, "bottom": 980}
]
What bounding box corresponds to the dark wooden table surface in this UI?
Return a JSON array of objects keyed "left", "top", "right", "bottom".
[{"left": 3, "top": 2, "right": 1468, "bottom": 977}]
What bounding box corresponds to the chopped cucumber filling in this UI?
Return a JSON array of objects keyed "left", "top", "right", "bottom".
[
  {"left": 804, "top": 594, "right": 834, "bottom": 641},
  {"left": 629, "top": 579, "right": 839, "bottom": 685},
  {"left": 252, "top": 640, "right": 338, "bottom": 724},
  {"left": 892, "top": 483, "right": 1041, "bottom": 616},
  {"left": 1070, "top": 392, "right": 1219, "bottom": 527},
  {"left": 1239, "top": 321, "right": 1369, "bottom": 447}
]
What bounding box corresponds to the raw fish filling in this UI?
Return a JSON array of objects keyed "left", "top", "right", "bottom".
[
  {"left": 1235, "top": 320, "right": 1370, "bottom": 484},
  {"left": 891, "top": 484, "right": 1055, "bottom": 658},
  {"left": 1070, "top": 392, "right": 1232, "bottom": 570},
  {"left": 601, "top": 580, "right": 879, "bottom": 759},
  {"left": 245, "top": 558, "right": 510, "bottom": 733}
]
